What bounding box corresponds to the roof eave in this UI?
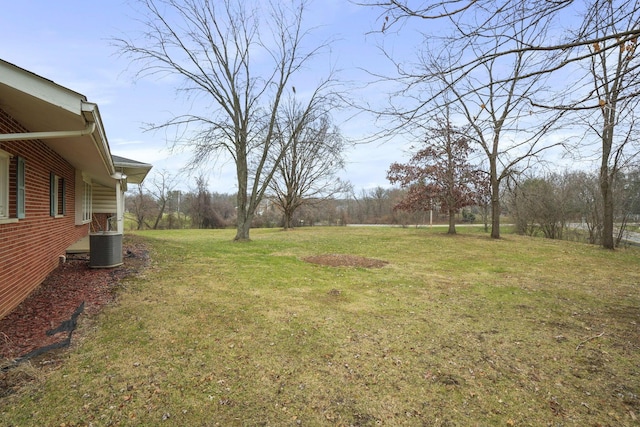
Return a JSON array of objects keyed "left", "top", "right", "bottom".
[
  {"left": 82, "top": 102, "right": 116, "bottom": 177},
  {"left": 0, "top": 60, "right": 117, "bottom": 186}
]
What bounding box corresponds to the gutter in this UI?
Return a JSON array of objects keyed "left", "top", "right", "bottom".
[
  {"left": 0, "top": 122, "right": 96, "bottom": 141},
  {"left": 0, "top": 102, "right": 116, "bottom": 178}
]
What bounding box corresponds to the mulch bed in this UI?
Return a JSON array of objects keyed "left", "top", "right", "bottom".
[{"left": 0, "top": 238, "right": 149, "bottom": 363}]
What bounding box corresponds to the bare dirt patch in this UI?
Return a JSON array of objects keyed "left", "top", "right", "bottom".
[{"left": 303, "top": 254, "right": 388, "bottom": 268}]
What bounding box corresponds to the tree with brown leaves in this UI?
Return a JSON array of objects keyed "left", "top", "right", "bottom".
[{"left": 387, "top": 112, "right": 482, "bottom": 234}]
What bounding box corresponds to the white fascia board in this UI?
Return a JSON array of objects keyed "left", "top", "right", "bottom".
[
  {"left": 0, "top": 60, "right": 85, "bottom": 115},
  {"left": 81, "top": 102, "right": 116, "bottom": 177}
]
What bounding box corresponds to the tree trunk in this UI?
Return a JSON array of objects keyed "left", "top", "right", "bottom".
[
  {"left": 234, "top": 194, "right": 252, "bottom": 241},
  {"left": 447, "top": 209, "right": 456, "bottom": 234},
  {"left": 152, "top": 202, "right": 166, "bottom": 230},
  {"left": 483, "top": 203, "right": 489, "bottom": 232},
  {"left": 282, "top": 193, "right": 295, "bottom": 230},
  {"left": 234, "top": 149, "right": 252, "bottom": 241},
  {"left": 600, "top": 164, "right": 615, "bottom": 249},
  {"left": 490, "top": 157, "right": 501, "bottom": 239},
  {"left": 599, "top": 103, "right": 615, "bottom": 250},
  {"left": 234, "top": 192, "right": 252, "bottom": 241},
  {"left": 283, "top": 210, "right": 293, "bottom": 230},
  {"left": 235, "top": 206, "right": 252, "bottom": 241}
]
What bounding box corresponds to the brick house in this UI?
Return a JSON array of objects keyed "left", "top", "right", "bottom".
[{"left": 0, "top": 60, "right": 152, "bottom": 319}]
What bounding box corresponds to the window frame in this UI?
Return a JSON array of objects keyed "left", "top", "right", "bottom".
[
  {"left": 50, "top": 172, "right": 66, "bottom": 217},
  {"left": 0, "top": 149, "right": 10, "bottom": 220},
  {"left": 75, "top": 171, "right": 93, "bottom": 225},
  {"left": 82, "top": 177, "right": 92, "bottom": 223},
  {"left": 17, "top": 156, "right": 25, "bottom": 219}
]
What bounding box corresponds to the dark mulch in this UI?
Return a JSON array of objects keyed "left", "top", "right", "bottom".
[
  {"left": 0, "top": 238, "right": 149, "bottom": 362},
  {"left": 0, "top": 237, "right": 148, "bottom": 400}
]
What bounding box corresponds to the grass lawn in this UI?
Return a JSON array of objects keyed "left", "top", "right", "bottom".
[{"left": 1, "top": 226, "right": 639, "bottom": 426}]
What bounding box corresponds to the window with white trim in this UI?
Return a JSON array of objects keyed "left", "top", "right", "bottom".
[
  {"left": 75, "top": 171, "right": 93, "bottom": 225},
  {"left": 50, "top": 172, "right": 66, "bottom": 217},
  {"left": 17, "top": 157, "right": 25, "bottom": 219},
  {"left": 82, "top": 178, "right": 92, "bottom": 222},
  {"left": 0, "top": 149, "right": 10, "bottom": 219}
]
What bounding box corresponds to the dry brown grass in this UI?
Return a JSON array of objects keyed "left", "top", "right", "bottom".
[{"left": 1, "top": 227, "right": 638, "bottom": 426}]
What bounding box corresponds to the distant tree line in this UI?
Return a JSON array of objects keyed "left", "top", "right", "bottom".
[
  {"left": 126, "top": 172, "right": 437, "bottom": 231},
  {"left": 506, "top": 169, "right": 640, "bottom": 246},
  {"left": 127, "top": 166, "right": 639, "bottom": 248}
]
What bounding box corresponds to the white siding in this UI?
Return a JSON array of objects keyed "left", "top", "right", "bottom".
[{"left": 92, "top": 184, "right": 116, "bottom": 213}]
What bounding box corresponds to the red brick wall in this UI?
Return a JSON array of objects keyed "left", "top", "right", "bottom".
[
  {"left": 92, "top": 213, "right": 111, "bottom": 233},
  {"left": 0, "top": 108, "right": 89, "bottom": 319}
]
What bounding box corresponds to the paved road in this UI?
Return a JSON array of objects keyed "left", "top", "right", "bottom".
[
  {"left": 567, "top": 223, "right": 640, "bottom": 246},
  {"left": 347, "top": 223, "right": 640, "bottom": 246},
  {"left": 620, "top": 229, "right": 640, "bottom": 246}
]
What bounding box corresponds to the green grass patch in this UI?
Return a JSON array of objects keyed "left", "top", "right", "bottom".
[{"left": 2, "top": 227, "right": 639, "bottom": 426}]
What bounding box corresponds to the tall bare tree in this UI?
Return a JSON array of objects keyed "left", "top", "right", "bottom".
[
  {"left": 185, "top": 174, "right": 228, "bottom": 229},
  {"left": 268, "top": 98, "right": 350, "bottom": 230},
  {"left": 117, "top": 0, "right": 334, "bottom": 240},
  {"left": 440, "top": 32, "right": 560, "bottom": 239},
  {"left": 567, "top": 1, "right": 640, "bottom": 249}
]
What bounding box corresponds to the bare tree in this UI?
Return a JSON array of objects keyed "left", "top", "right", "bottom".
[
  {"left": 185, "top": 174, "right": 228, "bottom": 229},
  {"left": 473, "top": 172, "right": 492, "bottom": 232},
  {"left": 165, "top": 190, "right": 185, "bottom": 229},
  {"left": 572, "top": 171, "right": 603, "bottom": 244},
  {"left": 507, "top": 173, "right": 581, "bottom": 240},
  {"left": 146, "top": 169, "right": 179, "bottom": 230},
  {"left": 126, "top": 183, "right": 158, "bottom": 230},
  {"left": 448, "top": 28, "right": 563, "bottom": 240},
  {"left": 117, "top": 0, "right": 335, "bottom": 241},
  {"left": 569, "top": 1, "right": 640, "bottom": 249},
  {"left": 359, "top": 0, "right": 640, "bottom": 76},
  {"left": 268, "top": 98, "right": 350, "bottom": 230}
]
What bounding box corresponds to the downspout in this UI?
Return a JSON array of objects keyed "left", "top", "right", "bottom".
[{"left": 0, "top": 122, "right": 96, "bottom": 141}]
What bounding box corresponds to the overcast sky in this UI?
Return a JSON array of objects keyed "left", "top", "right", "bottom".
[{"left": 1, "top": 0, "right": 432, "bottom": 193}]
